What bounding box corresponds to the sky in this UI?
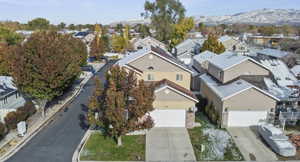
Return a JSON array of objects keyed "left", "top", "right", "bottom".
[{"left": 0, "top": 0, "right": 300, "bottom": 25}]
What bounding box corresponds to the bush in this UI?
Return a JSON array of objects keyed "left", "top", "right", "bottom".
[
  {"left": 4, "top": 111, "right": 18, "bottom": 130},
  {"left": 0, "top": 122, "right": 7, "bottom": 140},
  {"left": 4, "top": 102, "right": 36, "bottom": 130}
]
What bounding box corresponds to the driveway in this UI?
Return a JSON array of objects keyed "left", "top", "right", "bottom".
[
  {"left": 7, "top": 61, "right": 115, "bottom": 162},
  {"left": 228, "top": 127, "right": 277, "bottom": 161},
  {"left": 146, "top": 128, "right": 196, "bottom": 162}
]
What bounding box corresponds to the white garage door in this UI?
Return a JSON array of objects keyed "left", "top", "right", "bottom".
[
  {"left": 150, "top": 109, "right": 186, "bottom": 127},
  {"left": 228, "top": 110, "right": 267, "bottom": 127}
]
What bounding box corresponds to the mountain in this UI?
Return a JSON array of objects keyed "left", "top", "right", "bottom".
[
  {"left": 109, "top": 19, "right": 150, "bottom": 26},
  {"left": 194, "top": 9, "right": 300, "bottom": 25},
  {"left": 109, "top": 9, "right": 300, "bottom": 26}
]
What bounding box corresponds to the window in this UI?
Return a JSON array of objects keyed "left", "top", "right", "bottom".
[
  {"left": 147, "top": 74, "right": 154, "bottom": 81},
  {"left": 176, "top": 74, "right": 183, "bottom": 81}
]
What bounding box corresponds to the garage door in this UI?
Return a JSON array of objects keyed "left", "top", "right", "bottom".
[
  {"left": 228, "top": 110, "right": 267, "bottom": 127},
  {"left": 150, "top": 109, "right": 186, "bottom": 127}
]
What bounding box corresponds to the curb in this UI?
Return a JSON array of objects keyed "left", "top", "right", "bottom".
[
  {"left": 72, "top": 130, "right": 92, "bottom": 162},
  {"left": 0, "top": 63, "right": 105, "bottom": 161}
]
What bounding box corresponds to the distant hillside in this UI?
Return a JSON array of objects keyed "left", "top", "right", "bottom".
[
  {"left": 109, "top": 9, "right": 300, "bottom": 26},
  {"left": 194, "top": 9, "right": 300, "bottom": 25}
]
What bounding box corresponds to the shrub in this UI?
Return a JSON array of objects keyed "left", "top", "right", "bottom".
[
  {"left": 4, "top": 111, "right": 18, "bottom": 130},
  {"left": 0, "top": 122, "right": 7, "bottom": 140}
]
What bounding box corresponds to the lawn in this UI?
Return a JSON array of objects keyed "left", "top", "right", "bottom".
[
  {"left": 80, "top": 132, "right": 145, "bottom": 161},
  {"left": 188, "top": 112, "right": 244, "bottom": 161}
]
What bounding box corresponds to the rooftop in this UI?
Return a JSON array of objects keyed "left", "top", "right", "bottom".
[
  {"left": 257, "top": 48, "right": 289, "bottom": 59},
  {"left": 193, "top": 50, "right": 217, "bottom": 64},
  {"left": 200, "top": 73, "right": 279, "bottom": 101},
  {"left": 209, "top": 52, "right": 252, "bottom": 70},
  {"left": 0, "top": 76, "right": 17, "bottom": 99}
]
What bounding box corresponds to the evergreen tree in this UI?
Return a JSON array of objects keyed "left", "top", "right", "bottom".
[{"left": 201, "top": 34, "right": 226, "bottom": 54}]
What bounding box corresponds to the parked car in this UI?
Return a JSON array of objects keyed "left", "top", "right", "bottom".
[{"left": 258, "top": 123, "right": 296, "bottom": 157}]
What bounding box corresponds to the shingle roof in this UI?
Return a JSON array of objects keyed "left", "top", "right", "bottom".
[
  {"left": 200, "top": 73, "right": 279, "bottom": 101},
  {"left": 154, "top": 79, "right": 198, "bottom": 102},
  {"left": 209, "top": 51, "right": 269, "bottom": 71},
  {"left": 193, "top": 51, "right": 217, "bottom": 64},
  {"left": 257, "top": 48, "right": 289, "bottom": 58},
  {"left": 117, "top": 46, "right": 194, "bottom": 74}
]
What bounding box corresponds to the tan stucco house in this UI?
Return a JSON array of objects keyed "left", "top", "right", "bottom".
[
  {"left": 219, "top": 35, "right": 249, "bottom": 54},
  {"left": 117, "top": 46, "right": 198, "bottom": 128},
  {"left": 200, "top": 52, "right": 279, "bottom": 127}
]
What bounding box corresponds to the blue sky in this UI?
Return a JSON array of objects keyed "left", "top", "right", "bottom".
[{"left": 0, "top": 0, "right": 300, "bottom": 25}]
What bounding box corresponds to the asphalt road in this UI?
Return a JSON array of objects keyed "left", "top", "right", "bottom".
[{"left": 7, "top": 61, "right": 114, "bottom": 162}]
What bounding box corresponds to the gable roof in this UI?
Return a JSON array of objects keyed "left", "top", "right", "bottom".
[
  {"left": 209, "top": 51, "right": 270, "bottom": 71},
  {"left": 218, "top": 35, "right": 236, "bottom": 42},
  {"left": 176, "top": 39, "right": 204, "bottom": 56},
  {"left": 200, "top": 73, "right": 280, "bottom": 101},
  {"left": 154, "top": 79, "right": 198, "bottom": 102},
  {"left": 117, "top": 46, "right": 194, "bottom": 74},
  {"left": 134, "top": 36, "right": 167, "bottom": 49},
  {"left": 193, "top": 51, "right": 217, "bottom": 64}
]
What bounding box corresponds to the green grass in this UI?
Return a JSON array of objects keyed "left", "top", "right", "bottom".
[
  {"left": 188, "top": 111, "right": 244, "bottom": 161},
  {"left": 80, "top": 132, "right": 145, "bottom": 161}
]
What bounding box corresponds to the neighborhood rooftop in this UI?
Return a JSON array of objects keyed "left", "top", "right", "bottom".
[
  {"left": 200, "top": 73, "right": 279, "bottom": 101},
  {"left": 193, "top": 50, "right": 217, "bottom": 64},
  {"left": 117, "top": 46, "right": 194, "bottom": 73},
  {"left": 257, "top": 48, "right": 289, "bottom": 58},
  {"left": 208, "top": 51, "right": 265, "bottom": 71},
  {"left": 0, "top": 76, "right": 17, "bottom": 99}
]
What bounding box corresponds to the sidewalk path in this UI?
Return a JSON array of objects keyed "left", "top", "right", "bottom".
[{"left": 4, "top": 61, "right": 115, "bottom": 162}]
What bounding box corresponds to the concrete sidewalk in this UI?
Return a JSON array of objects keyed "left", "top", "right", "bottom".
[
  {"left": 146, "top": 128, "right": 196, "bottom": 162},
  {"left": 228, "top": 127, "right": 277, "bottom": 161}
]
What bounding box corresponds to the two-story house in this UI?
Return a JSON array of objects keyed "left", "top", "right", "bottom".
[
  {"left": 117, "top": 46, "right": 198, "bottom": 128},
  {"left": 199, "top": 52, "right": 279, "bottom": 127}
]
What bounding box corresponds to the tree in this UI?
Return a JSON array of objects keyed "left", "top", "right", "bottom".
[
  {"left": 111, "top": 34, "right": 130, "bottom": 53},
  {"left": 0, "top": 27, "right": 23, "bottom": 45},
  {"left": 11, "top": 31, "right": 84, "bottom": 117},
  {"left": 28, "top": 18, "right": 50, "bottom": 30},
  {"left": 0, "top": 43, "right": 12, "bottom": 75},
  {"left": 88, "top": 66, "right": 154, "bottom": 146},
  {"left": 90, "top": 24, "right": 108, "bottom": 60},
  {"left": 0, "top": 122, "right": 6, "bottom": 140},
  {"left": 170, "top": 17, "right": 195, "bottom": 47},
  {"left": 136, "top": 24, "right": 151, "bottom": 38},
  {"left": 57, "top": 22, "right": 66, "bottom": 29},
  {"left": 201, "top": 34, "right": 225, "bottom": 54},
  {"left": 69, "top": 37, "right": 88, "bottom": 66},
  {"left": 142, "top": 0, "right": 186, "bottom": 44},
  {"left": 4, "top": 111, "right": 18, "bottom": 130}
]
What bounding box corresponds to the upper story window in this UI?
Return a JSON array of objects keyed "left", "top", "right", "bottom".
[
  {"left": 147, "top": 74, "right": 154, "bottom": 81},
  {"left": 176, "top": 74, "right": 183, "bottom": 81}
]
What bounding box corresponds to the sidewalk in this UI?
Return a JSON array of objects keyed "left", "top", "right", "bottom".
[{"left": 0, "top": 62, "right": 105, "bottom": 161}]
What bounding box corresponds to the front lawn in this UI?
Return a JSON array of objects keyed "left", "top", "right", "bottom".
[
  {"left": 188, "top": 112, "right": 244, "bottom": 161},
  {"left": 80, "top": 132, "right": 145, "bottom": 161}
]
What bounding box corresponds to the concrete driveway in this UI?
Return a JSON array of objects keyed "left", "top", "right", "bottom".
[
  {"left": 228, "top": 127, "right": 277, "bottom": 161},
  {"left": 146, "top": 128, "right": 196, "bottom": 162}
]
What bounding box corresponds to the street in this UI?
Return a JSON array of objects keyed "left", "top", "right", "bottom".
[{"left": 6, "top": 61, "right": 114, "bottom": 162}]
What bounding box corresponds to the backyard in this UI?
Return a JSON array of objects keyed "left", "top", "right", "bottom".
[
  {"left": 80, "top": 132, "right": 145, "bottom": 161},
  {"left": 188, "top": 112, "right": 244, "bottom": 161}
]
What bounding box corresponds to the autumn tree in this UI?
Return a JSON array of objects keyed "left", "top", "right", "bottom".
[
  {"left": 170, "top": 17, "right": 195, "bottom": 48},
  {"left": 88, "top": 66, "right": 154, "bottom": 146},
  {"left": 0, "top": 43, "right": 12, "bottom": 75},
  {"left": 142, "top": 0, "right": 186, "bottom": 44},
  {"left": 11, "top": 31, "right": 85, "bottom": 117},
  {"left": 27, "top": 18, "right": 50, "bottom": 30},
  {"left": 201, "top": 34, "right": 226, "bottom": 54},
  {"left": 90, "top": 24, "right": 109, "bottom": 60}
]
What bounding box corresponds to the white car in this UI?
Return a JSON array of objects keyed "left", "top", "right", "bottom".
[{"left": 258, "top": 124, "right": 296, "bottom": 157}]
